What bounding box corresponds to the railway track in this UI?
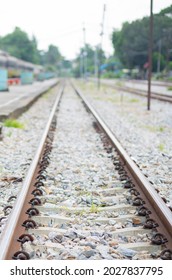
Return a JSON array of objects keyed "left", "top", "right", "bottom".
[
  {"left": 126, "top": 79, "right": 172, "bottom": 88},
  {"left": 97, "top": 80, "right": 172, "bottom": 103},
  {"left": 0, "top": 81, "right": 171, "bottom": 260}
]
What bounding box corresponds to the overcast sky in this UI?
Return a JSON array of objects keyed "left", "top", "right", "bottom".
[{"left": 0, "top": 0, "right": 171, "bottom": 59}]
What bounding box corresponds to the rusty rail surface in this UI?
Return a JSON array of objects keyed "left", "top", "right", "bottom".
[
  {"left": 0, "top": 83, "right": 64, "bottom": 260},
  {"left": 96, "top": 80, "right": 172, "bottom": 103},
  {"left": 126, "top": 79, "right": 172, "bottom": 88},
  {"left": 72, "top": 83, "right": 172, "bottom": 251},
  {"left": 0, "top": 81, "right": 172, "bottom": 260},
  {"left": 113, "top": 85, "right": 172, "bottom": 103}
]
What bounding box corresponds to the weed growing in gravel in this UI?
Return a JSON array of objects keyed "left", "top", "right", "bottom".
[
  {"left": 42, "top": 89, "right": 53, "bottom": 99},
  {"left": 158, "top": 143, "right": 165, "bottom": 151},
  {"left": 77, "top": 190, "right": 91, "bottom": 196},
  {"left": 4, "top": 119, "right": 25, "bottom": 129},
  {"left": 143, "top": 125, "right": 165, "bottom": 133},
  {"left": 129, "top": 98, "right": 139, "bottom": 103},
  {"left": 158, "top": 126, "right": 165, "bottom": 132},
  {"left": 74, "top": 209, "right": 87, "bottom": 216},
  {"left": 167, "top": 86, "right": 172, "bottom": 91},
  {"left": 90, "top": 203, "right": 99, "bottom": 213},
  {"left": 60, "top": 206, "right": 70, "bottom": 212},
  {"left": 42, "top": 93, "right": 49, "bottom": 99},
  {"left": 116, "top": 81, "right": 124, "bottom": 87},
  {"left": 106, "top": 97, "right": 119, "bottom": 103},
  {"left": 100, "top": 185, "right": 109, "bottom": 189}
]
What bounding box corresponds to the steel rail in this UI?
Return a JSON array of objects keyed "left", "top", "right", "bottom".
[
  {"left": 126, "top": 79, "right": 172, "bottom": 88},
  {"left": 95, "top": 80, "right": 172, "bottom": 103},
  {"left": 109, "top": 84, "right": 172, "bottom": 103},
  {"left": 119, "top": 85, "right": 172, "bottom": 100},
  {"left": 0, "top": 82, "right": 64, "bottom": 260},
  {"left": 72, "top": 83, "right": 172, "bottom": 249}
]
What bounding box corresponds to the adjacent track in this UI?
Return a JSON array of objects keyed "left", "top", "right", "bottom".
[
  {"left": 0, "top": 81, "right": 171, "bottom": 260},
  {"left": 98, "top": 80, "right": 172, "bottom": 103}
]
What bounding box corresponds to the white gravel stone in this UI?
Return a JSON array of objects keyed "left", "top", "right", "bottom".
[
  {"left": 0, "top": 86, "right": 59, "bottom": 236},
  {"left": 80, "top": 80, "right": 172, "bottom": 205}
]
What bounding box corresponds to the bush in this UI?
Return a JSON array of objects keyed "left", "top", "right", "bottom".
[{"left": 101, "top": 71, "right": 122, "bottom": 79}]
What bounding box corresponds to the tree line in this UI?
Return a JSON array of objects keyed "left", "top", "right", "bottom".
[
  {"left": 73, "top": 4, "right": 172, "bottom": 78},
  {"left": 1, "top": 4, "right": 172, "bottom": 78},
  {"left": 0, "top": 27, "right": 70, "bottom": 74},
  {"left": 111, "top": 5, "right": 172, "bottom": 75}
]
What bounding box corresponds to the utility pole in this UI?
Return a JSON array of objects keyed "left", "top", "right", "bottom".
[
  {"left": 83, "top": 23, "right": 87, "bottom": 81},
  {"left": 80, "top": 53, "right": 83, "bottom": 79},
  {"left": 100, "top": 4, "right": 106, "bottom": 49},
  {"left": 157, "top": 39, "right": 162, "bottom": 74},
  {"left": 97, "top": 4, "right": 106, "bottom": 89},
  {"left": 94, "top": 46, "right": 98, "bottom": 85},
  {"left": 147, "top": 0, "right": 153, "bottom": 110}
]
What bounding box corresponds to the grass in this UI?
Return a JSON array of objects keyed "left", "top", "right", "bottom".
[
  {"left": 90, "top": 203, "right": 99, "bottom": 213},
  {"left": 3, "top": 119, "right": 25, "bottom": 129},
  {"left": 167, "top": 86, "right": 172, "bottom": 91},
  {"left": 129, "top": 98, "right": 139, "bottom": 103},
  {"left": 59, "top": 206, "right": 70, "bottom": 211},
  {"left": 143, "top": 125, "right": 165, "bottom": 133},
  {"left": 158, "top": 126, "right": 165, "bottom": 132},
  {"left": 42, "top": 93, "right": 50, "bottom": 99},
  {"left": 115, "top": 81, "right": 124, "bottom": 87},
  {"left": 77, "top": 190, "right": 91, "bottom": 196},
  {"left": 158, "top": 143, "right": 165, "bottom": 152},
  {"left": 42, "top": 88, "right": 53, "bottom": 99},
  {"left": 100, "top": 185, "right": 109, "bottom": 189},
  {"left": 74, "top": 209, "right": 87, "bottom": 216}
]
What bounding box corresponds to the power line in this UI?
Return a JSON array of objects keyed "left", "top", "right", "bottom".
[{"left": 83, "top": 23, "right": 87, "bottom": 80}]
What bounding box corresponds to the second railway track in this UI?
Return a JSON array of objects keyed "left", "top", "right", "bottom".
[
  {"left": 95, "top": 79, "right": 172, "bottom": 103},
  {"left": 0, "top": 81, "right": 172, "bottom": 260}
]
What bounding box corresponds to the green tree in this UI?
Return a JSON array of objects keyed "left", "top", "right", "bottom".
[
  {"left": 44, "top": 45, "right": 62, "bottom": 66},
  {"left": 112, "top": 6, "right": 172, "bottom": 71},
  {"left": 73, "top": 44, "right": 106, "bottom": 77},
  {"left": 152, "top": 52, "right": 165, "bottom": 72},
  {"left": 159, "top": 5, "right": 172, "bottom": 16},
  {"left": 112, "top": 19, "right": 150, "bottom": 69},
  {"left": 0, "top": 27, "right": 40, "bottom": 63}
]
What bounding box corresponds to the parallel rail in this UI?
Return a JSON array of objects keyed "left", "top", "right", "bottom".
[
  {"left": 0, "top": 83, "right": 64, "bottom": 260},
  {"left": 0, "top": 81, "right": 171, "bottom": 260},
  {"left": 98, "top": 80, "right": 172, "bottom": 103},
  {"left": 126, "top": 79, "right": 172, "bottom": 88},
  {"left": 73, "top": 83, "right": 172, "bottom": 249}
]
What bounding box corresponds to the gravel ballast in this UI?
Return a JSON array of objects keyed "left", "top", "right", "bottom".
[
  {"left": 0, "top": 85, "right": 59, "bottom": 234},
  {"left": 76, "top": 79, "right": 172, "bottom": 208}
]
